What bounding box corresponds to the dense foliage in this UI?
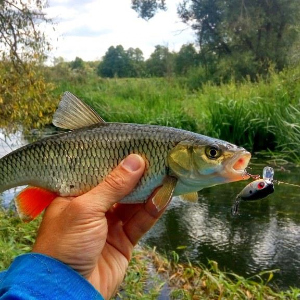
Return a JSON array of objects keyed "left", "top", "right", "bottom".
[
  {"left": 132, "top": 0, "right": 300, "bottom": 80},
  {"left": 0, "top": 61, "right": 57, "bottom": 131},
  {"left": 0, "top": 0, "right": 51, "bottom": 64},
  {"left": 0, "top": 0, "right": 57, "bottom": 132},
  {"left": 131, "top": 0, "right": 166, "bottom": 20},
  {"left": 97, "top": 45, "right": 145, "bottom": 78}
]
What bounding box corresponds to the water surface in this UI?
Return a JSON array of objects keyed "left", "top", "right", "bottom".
[{"left": 142, "top": 160, "right": 300, "bottom": 290}]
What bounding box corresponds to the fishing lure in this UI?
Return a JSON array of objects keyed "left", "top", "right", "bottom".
[{"left": 231, "top": 167, "right": 275, "bottom": 215}]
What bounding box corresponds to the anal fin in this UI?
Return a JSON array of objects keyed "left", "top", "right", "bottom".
[
  {"left": 15, "top": 187, "right": 57, "bottom": 222},
  {"left": 180, "top": 192, "right": 199, "bottom": 202},
  {"left": 152, "top": 176, "right": 178, "bottom": 211}
]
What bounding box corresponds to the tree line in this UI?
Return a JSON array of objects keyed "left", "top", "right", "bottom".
[
  {"left": 132, "top": 0, "right": 300, "bottom": 81},
  {"left": 56, "top": 44, "right": 198, "bottom": 79},
  {"left": 67, "top": 0, "right": 300, "bottom": 83}
]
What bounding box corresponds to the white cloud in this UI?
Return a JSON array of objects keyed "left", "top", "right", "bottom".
[{"left": 45, "top": 0, "right": 195, "bottom": 63}]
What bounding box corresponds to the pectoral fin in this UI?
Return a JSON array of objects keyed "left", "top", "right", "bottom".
[
  {"left": 53, "top": 91, "right": 105, "bottom": 130},
  {"left": 152, "top": 176, "right": 178, "bottom": 211},
  {"left": 180, "top": 192, "right": 198, "bottom": 202}
]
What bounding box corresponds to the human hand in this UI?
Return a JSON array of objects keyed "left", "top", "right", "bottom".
[{"left": 32, "top": 154, "right": 168, "bottom": 299}]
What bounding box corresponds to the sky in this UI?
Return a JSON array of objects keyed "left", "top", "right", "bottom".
[{"left": 45, "top": 0, "right": 195, "bottom": 64}]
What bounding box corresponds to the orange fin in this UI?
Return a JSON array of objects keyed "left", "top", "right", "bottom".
[
  {"left": 180, "top": 192, "right": 199, "bottom": 202},
  {"left": 152, "top": 176, "right": 177, "bottom": 211},
  {"left": 15, "top": 186, "right": 57, "bottom": 222}
]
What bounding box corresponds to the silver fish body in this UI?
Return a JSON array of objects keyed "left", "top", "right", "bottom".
[{"left": 0, "top": 123, "right": 226, "bottom": 202}]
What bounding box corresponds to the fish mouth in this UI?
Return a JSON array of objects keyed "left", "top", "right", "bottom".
[{"left": 226, "top": 150, "right": 251, "bottom": 181}]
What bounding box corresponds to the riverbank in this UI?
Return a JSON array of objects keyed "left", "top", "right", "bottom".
[{"left": 0, "top": 210, "right": 299, "bottom": 299}]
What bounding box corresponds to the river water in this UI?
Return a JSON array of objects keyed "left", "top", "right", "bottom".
[{"left": 0, "top": 129, "right": 299, "bottom": 290}]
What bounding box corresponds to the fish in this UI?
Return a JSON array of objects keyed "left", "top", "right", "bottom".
[{"left": 0, "top": 91, "right": 251, "bottom": 221}]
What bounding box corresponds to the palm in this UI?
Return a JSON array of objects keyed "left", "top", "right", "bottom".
[
  {"left": 34, "top": 199, "right": 164, "bottom": 300},
  {"left": 32, "top": 154, "right": 167, "bottom": 299}
]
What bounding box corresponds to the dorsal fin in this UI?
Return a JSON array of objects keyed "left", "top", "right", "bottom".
[{"left": 52, "top": 91, "right": 105, "bottom": 130}]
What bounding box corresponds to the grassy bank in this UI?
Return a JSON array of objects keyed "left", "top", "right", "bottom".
[
  {"left": 0, "top": 210, "right": 299, "bottom": 299},
  {"left": 46, "top": 65, "right": 300, "bottom": 163}
]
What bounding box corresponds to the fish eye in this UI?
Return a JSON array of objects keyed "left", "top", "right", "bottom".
[{"left": 205, "top": 145, "right": 221, "bottom": 159}]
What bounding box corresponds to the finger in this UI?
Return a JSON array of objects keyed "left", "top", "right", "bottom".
[
  {"left": 112, "top": 203, "right": 144, "bottom": 224},
  {"left": 112, "top": 185, "right": 168, "bottom": 224},
  {"left": 76, "top": 154, "right": 145, "bottom": 212},
  {"left": 121, "top": 191, "right": 172, "bottom": 245}
]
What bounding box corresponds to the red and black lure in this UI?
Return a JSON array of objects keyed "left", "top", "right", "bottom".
[{"left": 231, "top": 167, "right": 274, "bottom": 215}]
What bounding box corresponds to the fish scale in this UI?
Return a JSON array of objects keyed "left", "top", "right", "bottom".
[{"left": 0, "top": 123, "right": 194, "bottom": 202}]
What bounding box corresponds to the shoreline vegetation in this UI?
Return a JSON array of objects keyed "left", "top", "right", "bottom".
[{"left": 0, "top": 211, "right": 299, "bottom": 299}]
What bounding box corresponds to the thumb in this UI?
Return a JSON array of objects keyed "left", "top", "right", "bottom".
[{"left": 77, "top": 154, "right": 146, "bottom": 212}]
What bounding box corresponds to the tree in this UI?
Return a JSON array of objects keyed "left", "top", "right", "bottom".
[
  {"left": 97, "top": 45, "right": 130, "bottom": 78},
  {"left": 70, "top": 57, "right": 84, "bottom": 70},
  {"left": 146, "top": 45, "right": 175, "bottom": 77},
  {"left": 0, "top": 0, "right": 57, "bottom": 132},
  {"left": 126, "top": 47, "right": 145, "bottom": 77},
  {"left": 131, "top": 0, "right": 166, "bottom": 20},
  {"left": 179, "top": 0, "right": 300, "bottom": 73},
  {"left": 175, "top": 44, "right": 199, "bottom": 75},
  {"left": 132, "top": 0, "right": 300, "bottom": 78},
  {"left": 0, "top": 0, "right": 52, "bottom": 66},
  {"left": 97, "top": 46, "right": 145, "bottom": 78}
]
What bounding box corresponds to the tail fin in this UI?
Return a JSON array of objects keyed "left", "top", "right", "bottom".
[{"left": 15, "top": 186, "right": 57, "bottom": 222}]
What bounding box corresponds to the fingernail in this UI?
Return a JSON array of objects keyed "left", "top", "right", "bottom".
[{"left": 121, "top": 154, "right": 143, "bottom": 172}]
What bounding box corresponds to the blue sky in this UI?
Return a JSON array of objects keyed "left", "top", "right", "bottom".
[{"left": 45, "top": 0, "right": 195, "bottom": 63}]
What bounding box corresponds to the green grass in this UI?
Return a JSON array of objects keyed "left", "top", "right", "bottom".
[
  {"left": 47, "top": 65, "right": 300, "bottom": 163},
  {"left": 51, "top": 76, "right": 200, "bottom": 132},
  {"left": 201, "top": 69, "right": 300, "bottom": 159},
  {"left": 0, "top": 209, "right": 40, "bottom": 270}
]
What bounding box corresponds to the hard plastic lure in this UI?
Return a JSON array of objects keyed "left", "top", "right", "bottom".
[{"left": 231, "top": 167, "right": 274, "bottom": 215}]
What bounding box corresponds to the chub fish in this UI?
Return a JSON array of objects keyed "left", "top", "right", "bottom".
[{"left": 0, "top": 92, "right": 251, "bottom": 221}]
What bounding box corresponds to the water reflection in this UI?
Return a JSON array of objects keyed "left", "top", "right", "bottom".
[
  {"left": 0, "top": 130, "right": 28, "bottom": 207},
  {"left": 142, "top": 163, "right": 300, "bottom": 290},
  {"left": 1, "top": 129, "right": 299, "bottom": 289}
]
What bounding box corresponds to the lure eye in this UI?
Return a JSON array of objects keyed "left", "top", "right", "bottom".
[
  {"left": 257, "top": 182, "right": 265, "bottom": 189},
  {"left": 205, "top": 145, "right": 221, "bottom": 159}
]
